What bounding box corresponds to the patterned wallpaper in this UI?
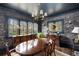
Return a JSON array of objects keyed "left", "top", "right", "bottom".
[
  {"left": 0, "top": 15, "right": 5, "bottom": 47},
  {"left": 0, "top": 6, "right": 32, "bottom": 47},
  {"left": 43, "top": 10, "right": 79, "bottom": 39}
]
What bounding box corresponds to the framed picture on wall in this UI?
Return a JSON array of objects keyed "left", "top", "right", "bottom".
[{"left": 48, "top": 19, "right": 64, "bottom": 34}]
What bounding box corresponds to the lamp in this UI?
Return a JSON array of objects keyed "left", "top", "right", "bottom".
[
  {"left": 72, "top": 27, "right": 79, "bottom": 33},
  {"left": 32, "top": 9, "right": 47, "bottom": 21},
  {"left": 72, "top": 27, "right": 79, "bottom": 43}
]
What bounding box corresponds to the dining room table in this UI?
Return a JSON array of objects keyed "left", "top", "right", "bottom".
[{"left": 15, "top": 38, "right": 49, "bottom": 56}]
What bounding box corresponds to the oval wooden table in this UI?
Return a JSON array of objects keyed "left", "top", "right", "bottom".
[{"left": 15, "top": 38, "right": 47, "bottom": 56}]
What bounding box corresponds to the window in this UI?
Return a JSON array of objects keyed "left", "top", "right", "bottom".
[
  {"left": 28, "top": 22, "right": 33, "bottom": 34},
  {"left": 20, "top": 21, "right": 27, "bottom": 35},
  {"left": 33, "top": 23, "right": 38, "bottom": 34},
  {"left": 8, "top": 18, "right": 38, "bottom": 36},
  {"left": 8, "top": 18, "right": 19, "bottom": 36}
]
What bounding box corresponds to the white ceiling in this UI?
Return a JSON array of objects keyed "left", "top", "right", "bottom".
[
  {"left": 7, "top": 3, "right": 64, "bottom": 16},
  {"left": 7, "top": 3, "right": 63, "bottom": 16},
  {"left": 8, "top": 3, "right": 40, "bottom": 14},
  {"left": 6, "top": 3, "right": 79, "bottom": 16}
]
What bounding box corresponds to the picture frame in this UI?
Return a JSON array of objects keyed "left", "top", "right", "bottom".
[{"left": 47, "top": 19, "right": 64, "bottom": 34}]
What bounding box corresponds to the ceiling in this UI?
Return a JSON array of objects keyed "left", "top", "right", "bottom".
[{"left": 1, "top": 3, "right": 79, "bottom": 17}]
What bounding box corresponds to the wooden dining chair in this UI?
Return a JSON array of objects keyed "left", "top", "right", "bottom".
[
  {"left": 31, "top": 34, "right": 37, "bottom": 40},
  {"left": 26, "top": 35, "right": 31, "bottom": 41},
  {"left": 44, "top": 42, "right": 50, "bottom": 56},
  {"left": 5, "top": 42, "right": 20, "bottom": 56},
  {"left": 21, "top": 36, "right": 27, "bottom": 42},
  {"left": 13, "top": 36, "right": 21, "bottom": 47},
  {"left": 44, "top": 35, "right": 58, "bottom": 56},
  {"left": 44, "top": 41, "right": 53, "bottom": 56}
]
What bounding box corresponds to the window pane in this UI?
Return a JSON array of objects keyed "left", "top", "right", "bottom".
[
  {"left": 8, "top": 18, "right": 19, "bottom": 36},
  {"left": 33, "top": 23, "right": 38, "bottom": 33},
  {"left": 20, "top": 21, "right": 27, "bottom": 35},
  {"left": 28, "top": 22, "right": 33, "bottom": 34},
  {"left": 8, "top": 18, "right": 14, "bottom": 36},
  {"left": 13, "top": 19, "right": 19, "bottom": 35},
  {"left": 23, "top": 22, "right": 27, "bottom": 35}
]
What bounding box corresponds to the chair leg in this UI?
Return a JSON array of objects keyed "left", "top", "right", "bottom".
[
  {"left": 44, "top": 48, "right": 48, "bottom": 56},
  {"left": 54, "top": 50, "right": 56, "bottom": 56},
  {"left": 51, "top": 45, "right": 56, "bottom": 56}
]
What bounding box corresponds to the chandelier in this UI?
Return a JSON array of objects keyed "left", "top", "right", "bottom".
[{"left": 32, "top": 10, "right": 47, "bottom": 21}]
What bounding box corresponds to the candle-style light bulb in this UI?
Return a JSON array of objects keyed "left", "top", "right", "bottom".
[
  {"left": 44, "top": 12, "right": 47, "bottom": 16},
  {"left": 32, "top": 14, "right": 34, "bottom": 17},
  {"left": 40, "top": 10, "right": 43, "bottom": 14}
]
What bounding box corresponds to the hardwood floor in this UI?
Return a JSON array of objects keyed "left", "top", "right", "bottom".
[
  {"left": 33, "top": 49, "right": 70, "bottom": 56},
  {"left": 1, "top": 49, "right": 70, "bottom": 56}
]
